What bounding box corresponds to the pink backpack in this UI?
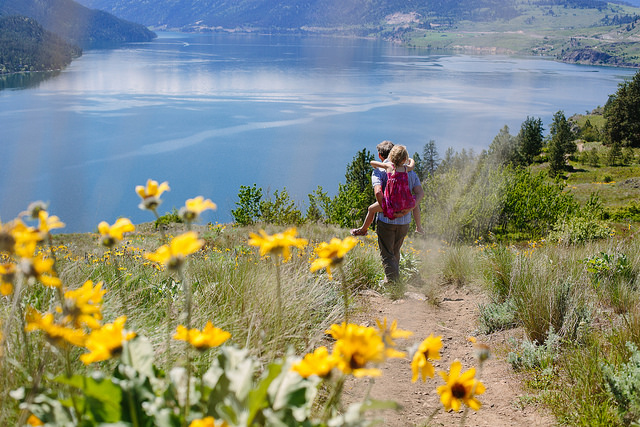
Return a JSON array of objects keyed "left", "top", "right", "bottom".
[{"left": 381, "top": 166, "right": 416, "bottom": 219}]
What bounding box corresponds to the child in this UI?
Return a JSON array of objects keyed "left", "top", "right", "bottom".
[{"left": 351, "top": 144, "right": 424, "bottom": 236}]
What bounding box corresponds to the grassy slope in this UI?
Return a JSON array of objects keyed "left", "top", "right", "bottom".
[{"left": 405, "top": 1, "right": 640, "bottom": 66}]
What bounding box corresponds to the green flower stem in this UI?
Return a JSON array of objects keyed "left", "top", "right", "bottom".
[
  {"left": 274, "top": 255, "right": 283, "bottom": 321},
  {"left": 124, "top": 343, "right": 141, "bottom": 427},
  {"left": 64, "top": 346, "right": 81, "bottom": 424},
  {"left": 322, "top": 375, "right": 346, "bottom": 423},
  {"left": 338, "top": 264, "right": 349, "bottom": 324},
  {"left": 180, "top": 267, "right": 193, "bottom": 426}
]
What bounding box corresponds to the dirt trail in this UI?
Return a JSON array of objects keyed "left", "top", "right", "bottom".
[{"left": 342, "top": 285, "right": 555, "bottom": 426}]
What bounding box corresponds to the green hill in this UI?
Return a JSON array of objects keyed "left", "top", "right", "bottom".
[
  {"left": 0, "top": 15, "right": 81, "bottom": 74},
  {"left": 0, "top": 0, "right": 156, "bottom": 48},
  {"left": 75, "top": 0, "right": 640, "bottom": 66}
]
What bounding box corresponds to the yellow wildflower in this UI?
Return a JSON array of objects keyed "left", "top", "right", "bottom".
[
  {"left": 144, "top": 231, "right": 204, "bottom": 270},
  {"left": 310, "top": 236, "right": 357, "bottom": 279},
  {"left": 180, "top": 196, "right": 217, "bottom": 222},
  {"left": 189, "top": 417, "right": 228, "bottom": 427},
  {"left": 98, "top": 218, "right": 135, "bottom": 248},
  {"left": 19, "top": 255, "right": 61, "bottom": 288},
  {"left": 0, "top": 263, "right": 15, "bottom": 296},
  {"left": 25, "top": 307, "right": 86, "bottom": 348},
  {"left": 37, "top": 210, "right": 65, "bottom": 235},
  {"left": 411, "top": 334, "right": 442, "bottom": 382},
  {"left": 327, "top": 322, "right": 389, "bottom": 378},
  {"left": 12, "top": 223, "right": 42, "bottom": 258},
  {"left": 248, "top": 227, "right": 308, "bottom": 261},
  {"left": 80, "top": 316, "right": 136, "bottom": 364},
  {"left": 26, "top": 414, "right": 44, "bottom": 426},
  {"left": 437, "top": 360, "right": 486, "bottom": 412},
  {"left": 173, "top": 322, "right": 231, "bottom": 350},
  {"left": 135, "top": 179, "right": 170, "bottom": 210},
  {"left": 61, "top": 280, "right": 105, "bottom": 330},
  {"left": 376, "top": 317, "right": 412, "bottom": 358},
  {"left": 292, "top": 346, "right": 337, "bottom": 378}
]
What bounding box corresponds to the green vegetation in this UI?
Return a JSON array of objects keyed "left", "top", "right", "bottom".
[
  {"left": 76, "top": 0, "right": 640, "bottom": 66},
  {"left": 0, "top": 16, "right": 81, "bottom": 74},
  {"left": 0, "top": 0, "right": 156, "bottom": 48}
]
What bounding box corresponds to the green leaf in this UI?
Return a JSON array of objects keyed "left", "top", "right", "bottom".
[
  {"left": 121, "top": 336, "right": 155, "bottom": 379},
  {"left": 247, "top": 361, "right": 282, "bottom": 423},
  {"left": 55, "top": 374, "right": 122, "bottom": 423}
]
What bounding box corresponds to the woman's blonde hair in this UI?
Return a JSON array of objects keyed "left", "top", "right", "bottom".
[{"left": 388, "top": 145, "right": 409, "bottom": 167}]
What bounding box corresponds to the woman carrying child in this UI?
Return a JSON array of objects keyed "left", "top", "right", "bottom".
[{"left": 350, "top": 144, "right": 424, "bottom": 236}]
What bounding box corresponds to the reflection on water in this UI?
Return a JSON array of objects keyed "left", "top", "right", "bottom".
[
  {"left": 0, "top": 71, "right": 62, "bottom": 91},
  {"left": 0, "top": 33, "right": 637, "bottom": 232}
]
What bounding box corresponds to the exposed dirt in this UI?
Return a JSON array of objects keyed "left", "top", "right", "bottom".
[{"left": 342, "top": 285, "right": 555, "bottom": 426}]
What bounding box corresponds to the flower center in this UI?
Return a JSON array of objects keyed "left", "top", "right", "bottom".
[{"left": 451, "top": 382, "right": 467, "bottom": 399}]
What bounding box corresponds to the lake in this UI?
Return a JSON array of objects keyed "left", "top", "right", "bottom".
[{"left": 0, "top": 32, "right": 636, "bottom": 232}]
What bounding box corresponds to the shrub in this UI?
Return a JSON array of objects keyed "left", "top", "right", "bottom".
[
  {"left": 260, "top": 188, "right": 304, "bottom": 226},
  {"left": 478, "top": 300, "right": 518, "bottom": 334},
  {"left": 603, "top": 342, "right": 640, "bottom": 425},
  {"left": 584, "top": 251, "right": 637, "bottom": 313},
  {"left": 154, "top": 208, "right": 183, "bottom": 229},
  {"left": 507, "top": 327, "right": 561, "bottom": 373},
  {"left": 231, "top": 184, "right": 263, "bottom": 226},
  {"left": 548, "top": 215, "right": 613, "bottom": 245}
]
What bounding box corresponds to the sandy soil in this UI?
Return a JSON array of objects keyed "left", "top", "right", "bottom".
[{"left": 341, "top": 285, "right": 556, "bottom": 426}]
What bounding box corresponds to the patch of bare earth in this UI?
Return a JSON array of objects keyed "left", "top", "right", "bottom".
[{"left": 342, "top": 285, "right": 555, "bottom": 426}]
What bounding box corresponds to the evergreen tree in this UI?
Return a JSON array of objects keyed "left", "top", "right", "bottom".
[
  {"left": 488, "top": 125, "right": 519, "bottom": 165},
  {"left": 548, "top": 110, "right": 574, "bottom": 176},
  {"left": 412, "top": 152, "right": 427, "bottom": 181},
  {"left": 517, "top": 116, "right": 544, "bottom": 164},
  {"left": 607, "top": 140, "right": 623, "bottom": 166},
  {"left": 604, "top": 70, "right": 640, "bottom": 147},
  {"left": 345, "top": 148, "right": 374, "bottom": 194},
  {"left": 422, "top": 140, "right": 440, "bottom": 177}
]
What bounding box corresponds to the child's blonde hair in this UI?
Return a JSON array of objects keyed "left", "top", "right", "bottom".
[{"left": 388, "top": 145, "right": 409, "bottom": 167}]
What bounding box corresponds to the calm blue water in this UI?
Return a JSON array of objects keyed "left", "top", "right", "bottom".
[{"left": 0, "top": 32, "right": 636, "bottom": 232}]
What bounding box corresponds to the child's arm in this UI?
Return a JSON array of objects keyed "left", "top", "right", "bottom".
[
  {"left": 371, "top": 160, "right": 392, "bottom": 172},
  {"left": 404, "top": 157, "right": 415, "bottom": 172}
]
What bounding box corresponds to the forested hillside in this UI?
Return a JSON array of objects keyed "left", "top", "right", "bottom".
[
  {"left": 0, "top": 15, "right": 81, "bottom": 74},
  {"left": 75, "top": 0, "right": 610, "bottom": 29},
  {"left": 0, "top": 0, "right": 156, "bottom": 47}
]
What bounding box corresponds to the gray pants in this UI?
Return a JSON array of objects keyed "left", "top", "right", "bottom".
[{"left": 376, "top": 221, "right": 410, "bottom": 282}]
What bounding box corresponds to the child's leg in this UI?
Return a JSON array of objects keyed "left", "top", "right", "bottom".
[
  {"left": 351, "top": 202, "right": 382, "bottom": 236},
  {"left": 412, "top": 205, "right": 424, "bottom": 234}
]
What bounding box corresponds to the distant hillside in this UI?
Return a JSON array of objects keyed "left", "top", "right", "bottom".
[
  {"left": 0, "top": 15, "right": 81, "bottom": 74},
  {"left": 0, "top": 0, "right": 156, "bottom": 47},
  {"left": 73, "top": 0, "right": 532, "bottom": 30}
]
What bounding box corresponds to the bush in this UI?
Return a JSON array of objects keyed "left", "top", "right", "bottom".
[
  {"left": 260, "top": 188, "right": 304, "bottom": 226},
  {"left": 232, "top": 184, "right": 263, "bottom": 226},
  {"left": 548, "top": 215, "right": 613, "bottom": 245},
  {"left": 154, "top": 208, "right": 183, "bottom": 229},
  {"left": 478, "top": 300, "right": 518, "bottom": 334},
  {"left": 603, "top": 342, "right": 640, "bottom": 425}
]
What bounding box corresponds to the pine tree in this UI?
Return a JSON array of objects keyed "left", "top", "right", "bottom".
[
  {"left": 548, "top": 110, "right": 574, "bottom": 176},
  {"left": 422, "top": 140, "right": 440, "bottom": 177},
  {"left": 517, "top": 116, "right": 544, "bottom": 164},
  {"left": 604, "top": 70, "right": 640, "bottom": 147},
  {"left": 345, "top": 148, "right": 374, "bottom": 194}
]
